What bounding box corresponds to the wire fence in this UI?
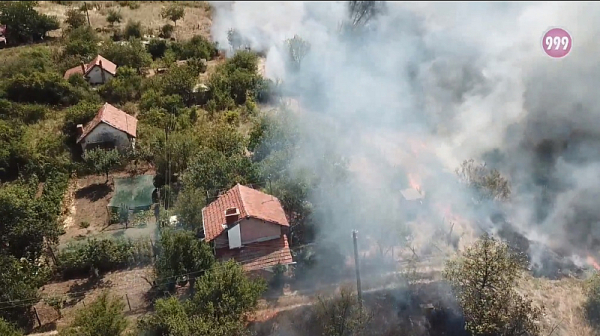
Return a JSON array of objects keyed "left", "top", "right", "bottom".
[{"left": 9, "top": 241, "right": 449, "bottom": 329}]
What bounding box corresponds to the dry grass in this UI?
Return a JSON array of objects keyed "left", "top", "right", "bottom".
[
  {"left": 36, "top": 1, "right": 212, "bottom": 40},
  {"left": 520, "top": 274, "right": 595, "bottom": 336}
]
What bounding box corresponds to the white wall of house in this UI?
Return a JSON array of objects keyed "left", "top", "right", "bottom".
[
  {"left": 86, "top": 65, "right": 114, "bottom": 85},
  {"left": 80, "top": 123, "right": 132, "bottom": 151}
]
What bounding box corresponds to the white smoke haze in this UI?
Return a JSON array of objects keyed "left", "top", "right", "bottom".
[{"left": 210, "top": 1, "right": 600, "bottom": 270}]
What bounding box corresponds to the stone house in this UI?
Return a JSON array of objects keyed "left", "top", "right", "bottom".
[
  {"left": 64, "top": 55, "right": 117, "bottom": 85},
  {"left": 76, "top": 103, "right": 137, "bottom": 152}
]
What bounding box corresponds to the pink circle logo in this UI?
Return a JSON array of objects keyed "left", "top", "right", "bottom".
[{"left": 542, "top": 27, "right": 572, "bottom": 58}]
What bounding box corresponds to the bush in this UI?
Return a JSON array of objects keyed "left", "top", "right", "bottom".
[
  {"left": 64, "top": 8, "right": 87, "bottom": 29},
  {"left": 79, "top": 221, "right": 90, "bottom": 228},
  {"left": 147, "top": 38, "right": 168, "bottom": 59},
  {"left": 63, "top": 26, "right": 100, "bottom": 58},
  {"left": 56, "top": 237, "right": 154, "bottom": 279},
  {"left": 106, "top": 9, "right": 123, "bottom": 26},
  {"left": 0, "top": 2, "right": 59, "bottom": 44},
  {"left": 62, "top": 100, "right": 102, "bottom": 143},
  {"left": 171, "top": 35, "right": 218, "bottom": 60},
  {"left": 4, "top": 72, "right": 82, "bottom": 106},
  {"left": 123, "top": 20, "right": 142, "bottom": 39},
  {"left": 100, "top": 39, "right": 152, "bottom": 71},
  {"left": 159, "top": 24, "right": 174, "bottom": 39},
  {"left": 98, "top": 66, "right": 143, "bottom": 104}
]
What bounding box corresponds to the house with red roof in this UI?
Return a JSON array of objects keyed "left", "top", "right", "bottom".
[
  {"left": 64, "top": 55, "right": 117, "bottom": 85},
  {"left": 77, "top": 103, "right": 137, "bottom": 152},
  {"left": 201, "top": 184, "right": 294, "bottom": 275}
]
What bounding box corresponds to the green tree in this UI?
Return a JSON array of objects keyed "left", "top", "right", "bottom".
[
  {"left": 183, "top": 147, "right": 258, "bottom": 193},
  {"left": 123, "top": 19, "right": 143, "bottom": 39},
  {"left": 444, "top": 235, "right": 542, "bottom": 336},
  {"left": 174, "top": 187, "right": 206, "bottom": 232},
  {"left": 63, "top": 26, "right": 100, "bottom": 58},
  {"left": 60, "top": 292, "right": 128, "bottom": 336},
  {"left": 147, "top": 38, "right": 168, "bottom": 59},
  {"left": 161, "top": 4, "right": 185, "bottom": 27},
  {"left": 4, "top": 71, "right": 82, "bottom": 106},
  {"left": 63, "top": 100, "right": 101, "bottom": 144},
  {"left": 285, "top": 35, "right": 311, "bottom": 72},
  {"left": 160, "top": 23, "right": 174, "bottom": 39},
  {"left": 139, "top": 261, "right": 264, "bottom": 336},
  {"left": 154, "top": 229, "right": 215, "bottom": 291},
  {"left": 314, "top": 287, "right": 372, "bottom": 336},
  {"left": 106, "top": 9, "right": 123, "bottom": 26},
  {"left": 83, "top": 148, "right": 122, "bottom": 183},
  {"left": 64, "top": 8, "right": 86, "bottom": 29},
  {"left": 0, "top": 2, "right": 60, "bottom": 44},
  {"left": 98, "top": 66, "right": 143, "bottom": 104},
  {"left": 190, "top": 260, "right": 266, "bottom": 320},
  {"left": 100, "top": 39, "right": 152, "bottom": 72},
  {"left": 456, "top": 159, "right": 511, "bottom": 203},
  {"left": 0, "top": 318, "right": 22, "bottom": 336},
  {"left": 0, "top": 254, "right": 45, "bottom": 325},
  {"left": 206, "top": 50, "right": 260, "bottom": 110}
]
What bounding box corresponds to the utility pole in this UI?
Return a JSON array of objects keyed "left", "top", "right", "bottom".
[
  {"left": 83, "top": 2, "right": 91, "bottom": 26},
  {"left": 352, "top": 230, "right": 363, "bottom": 309}
]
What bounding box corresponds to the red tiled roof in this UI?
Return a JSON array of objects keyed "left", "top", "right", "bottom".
[
  {"left": 202, "top": 184, "right": 289, "bottom": 242},
  {"left": 217, "top": 235, "right": 294, "bottom": 271},
  {"left": 63, "top": 55, "right": 118, "bottom": 79},
  {"left": 76, "top": 103, "right": 138, "bottom": 143}
]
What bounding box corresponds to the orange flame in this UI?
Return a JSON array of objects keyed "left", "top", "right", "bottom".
[
  {"left": 588, "top": 255, "right": 600, "bottom": 271},
  {"left": 408, "top": 173, "right": 421, "bottom": 192}
]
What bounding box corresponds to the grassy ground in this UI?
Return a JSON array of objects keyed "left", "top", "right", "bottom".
[{"left": 36, "top": 1, "right": 213, "bottom": 40}]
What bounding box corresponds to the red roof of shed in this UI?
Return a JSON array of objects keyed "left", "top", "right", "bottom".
[
  {"left": 64, "top": 55, "right": 117, "bottom": 79},
  {"left": 76, "top": 103, "right": 137, "bottom": 143}
]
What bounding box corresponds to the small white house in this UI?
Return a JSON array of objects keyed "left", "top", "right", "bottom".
[
  {"left": 64, "top": 55, "right": 117, "bottom": 85},
  {"left": 77, "top": 103, "right": 137, "bottom": 152}
]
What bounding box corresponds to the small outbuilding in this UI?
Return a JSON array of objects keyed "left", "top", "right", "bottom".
[
  {"left": 76, "top": 103, "right": 137, "bottom": 152},
  {"left": 64, "top": 55, "right": 117, "bottom": 85}
]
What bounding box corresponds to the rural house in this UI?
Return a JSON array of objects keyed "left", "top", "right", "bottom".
[
  {"left": 77, "top": 103, "right": 137, "bottom": 152},
  {"left": 63, "top": 55, "right": 117, "bottom": 85},
  {"left": 202, "top": 184, "right": 294, "bottom": 276}
]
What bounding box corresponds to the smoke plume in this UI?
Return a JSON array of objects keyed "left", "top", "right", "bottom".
[{"left": 210, "top": 2, "right": 600, "bottom": 268}]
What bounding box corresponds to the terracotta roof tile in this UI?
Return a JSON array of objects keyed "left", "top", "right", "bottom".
[
  {"left": 76, "top": 103, "right": 138, "bottom": 143},
  {"left": 64, "top": 54, "right": 118, "bottom": 80},
  {"left": 218, "top": 235, "right": 294, "bottom": 271},
  {"left": 202, "top": 184, "right": 289, "bottom": 242}
]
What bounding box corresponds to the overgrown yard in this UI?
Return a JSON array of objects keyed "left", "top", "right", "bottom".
[{"left": 34, "top": 267, "right": 154, "bottom": 331}]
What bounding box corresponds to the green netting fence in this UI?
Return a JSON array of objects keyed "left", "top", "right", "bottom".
[{"left": 108, "top": 175, "right": 156, "bottom": 213}]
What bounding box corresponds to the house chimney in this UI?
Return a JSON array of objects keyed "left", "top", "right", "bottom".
[
  {"left": 99, "top": 59, "right": 106, "bottom": 83},
  {"left": 76, "top": 124, "right": 84, "bottom": 136},
  {"left": 225, "top": 207, "right": 240, "bottom": 226},
  {"left": 80, "top": 61, "right": 86, "bottom": 74}
]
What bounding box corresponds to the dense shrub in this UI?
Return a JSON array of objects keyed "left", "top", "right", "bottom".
[
  {"left": 206, "top": 51, "right": 261, "bottom": 111},
  {"left": 98, "top": 66, "right": 143, "bottom": 104},
  {"left": 100, "top": 39, "right": 152, "bottom": 71},
  {"left": 159, "top": 24, "right": 174, "bottom": 39},
  {"left": 171, "top": 35, "right": 218, "bottom": 61},
  {"left": 0, "top": 2, "right": 60, "bottom": 44},
  {"left": 64, "top": 8, "right": 87, "bottom": 29},
  {"left": 4, "top": 71, "right": 82, "bottom": 106},
  {"left": 123, "top": 20, "right": 143, "bottom": 39},
  {"left": 63, "top": 26, "right": 100, "bottom": 58},
  {"left": 62, "top": 100, "right": 102, "bottom": 144},
  {"left": 147, "top": 38, "right": 168, "bottom": 59},
  {"left": 56, "top": 237, "right": 154, "bottom": 279}
]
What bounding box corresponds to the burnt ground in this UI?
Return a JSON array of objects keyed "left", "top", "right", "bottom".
[{"left": 250, "top": 281, "right": 467, "bottom": 336}]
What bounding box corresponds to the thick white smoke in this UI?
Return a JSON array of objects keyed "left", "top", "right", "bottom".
[{"left": 210, "top": 1, "right": 600, "bottom": 265}]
